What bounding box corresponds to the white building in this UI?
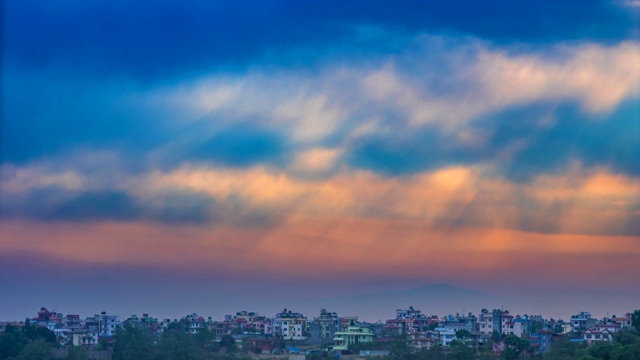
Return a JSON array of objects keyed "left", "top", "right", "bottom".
[
  {"left": 186, "top": 313, "right": 206, "bottom": 334},
  {"left": 96, "top": 311, "right": 123, "bottom": 337},
  {"left": 502, "top": 316, "right": 524, "bottom": 337},
  {"left": 72, "top": 330, "right": 98, "bottom": 346},
  {"left": 478, "top": 311, "right": 494, "bottom": 335},
  {"left": 571, "top": 312, "right": 596, "bottom": 333},
  {"left": 434, "top": 327, "right": 456, "bottom": 346},
  {"left": 583, "top": 329, "right": 612, "bottom": 344},
  {"left": 272, "top": 309, "right": 307, "bottom": 340}
]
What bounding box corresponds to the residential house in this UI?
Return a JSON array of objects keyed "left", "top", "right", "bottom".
[
  {"left": 583, "top": 328, "right": 612, "bottom": 344},
  {"left": 332, "top": 326, "right": 374, "bottom": 351},
  {"left": 571, "top": 312, "right": 597, "bottom": 333},
  {"left": 309, "top": 308, "right": 340, "bottom": 345},
  {"left": 272, "top": 309, "right": 307, "bottom": 340}
]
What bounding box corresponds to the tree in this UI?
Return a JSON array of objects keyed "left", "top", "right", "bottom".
[
  {"left": 450, "top": 339, "right": 474, "bottom": 360},
  {"left": 65, "top": 346, "right": 90, "bottom": 360},
  {"left": 14, "top": 340, "right": 54, "bottom": 360},
  {"left": 112, "top": 325, "right": 154, "bottom": 360},
  {"left": 632, "top": 310, "right": 640, "bottom": 332},
  {"left": 530, "top": 321, "right": 544, "bottom": 334},
  {"left": 157, "top": 331, "right": 205, "bottom": 360},
  {"left": 0, "top": 324, "right": 24, "bottom": 359},
  {"left": 502, "top": 334, "right": 529, "bottom": 360},
  {"left": 416, "top": 345, "right": 445, "bottom": 360},
  {"left": 193, "top": 326, "right": 215, "bottom": 351},
  {"left": 542, "top": 336, "right": 584, "bottom": 360},
  {"left": 390, "top": 334, "right": 415, "bottom": 360},
  {"left": 491, "top": 330, "right": 501, "bottom": 343},
  {"left": 455, "top": 329, "right": 473, "bottom": 341}
]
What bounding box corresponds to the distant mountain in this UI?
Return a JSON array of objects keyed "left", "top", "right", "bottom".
[{"left": 300, "top": 283, "right": 505, "bottom": 322}]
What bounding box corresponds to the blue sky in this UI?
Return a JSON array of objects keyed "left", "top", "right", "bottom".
[{"left": 1, "top": 0, "right": 639, "bottom": 320}]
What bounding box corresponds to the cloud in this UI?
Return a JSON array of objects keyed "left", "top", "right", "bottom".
[
  {"left": 1, "top": 215, "right": 638, "bottom": 286},
  {"left": 5, "top": 159, "right": 628, "bottom": 235},
  {"left": 4, "top": 28, "right": 638, "bottom": 179},
  {"left": 4, "top": 0, "right": 635, "bottom": 81},
  {"left": 0, "top": 185, "right": 216, "bottom": 225}
]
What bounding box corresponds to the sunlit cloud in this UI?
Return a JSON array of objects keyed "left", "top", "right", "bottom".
[
  {"left": 155, "top": 39, "right": 639, "bottom": 137},
  {"left": 2, "top": 0, "right": 639, "bottom": 319}
]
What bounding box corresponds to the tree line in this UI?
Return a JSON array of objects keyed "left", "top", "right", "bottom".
[{"left": 2, "top": 310, "right": 639, "bottom": 359}]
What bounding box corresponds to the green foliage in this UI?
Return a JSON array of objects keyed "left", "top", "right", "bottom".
[
  {"left": 542, "top": 336, "right": 586, "bottom": 360},
  {"left": 0, "top": 325, "right": 24, "bottom": 359},
  {"left": 455, "top": 330, "right": 473, "bottom": 340},
  {"left": 306, "top": 351, "right": 328, "bottom": 360},
  {"left": 193, "top": 326, "right": 215, "bottom": 350},
  {"left": 632, "top": 310, "right": 640, "bottom": 332},
  {"left": 530, "top": 321, "right": 544, "bottom": 334},
  {"left": 417, "top": 346, "right": 446, "bottom": 360},
  {"left": 390, "top": 334, "right": 415, "bottom": 360},
  {"left": 112, "top": 325, "right": 154, "bottom": 360},
  {"left": 13, "top": 340, "right": 54, "bottom": 360},
  {"left": 450, "top": 339, "right": 474, "bottom": 360},
  {"left": 157, "top": 330, "right": 205, "bottom": 360},
  {"left": 491, "top": 330, "right": 501, "bottom": 343},
  {"left": 0, "top": 322, "right": 57, "bottom": 360},
  {"left": 541, "top": 329, "right": 640, "bottom": 360},
  {"left": 65, "top": 346, "right": 90, "bottom": 360},
  {"left": 218, "top": 334, "right": 237, "bottom": 351},
  {"left": 502, "top": 334, "right": 530, "bottom": 360},
  {"left": 349, "top": 339, "right": 392, "bottom": 352}
]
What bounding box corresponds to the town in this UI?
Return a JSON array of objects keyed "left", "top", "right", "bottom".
[{"left": 1, "top": 306, "right": 638, "bottom": 360}]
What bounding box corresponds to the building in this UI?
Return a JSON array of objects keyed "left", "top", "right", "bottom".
[
  {"left": 571, "top": 312, "right": 597, "bottom": 333},
  {"left": 502, "top": 314, "right": 524, "bottom": 337},
  {"left": 583, "top": 328, "right": 612, "bottom": 344},
  {"left": 530, "top": 330, "right": 554, "bottom": 353},
  {"left": 309, "top": 309, "right": 340, "bottom": 345},
  {"left": 272, "top": 309, "right": 307, "bottom": 341},
  {"left": 615, "top": 313, "right": 633, "bottom": 328},
  {"left": 443, "top": 313, "right": 477, "bottom": 333},
  {"left": 434, "top": 327, "right": 456, "bottom": 347},
  {"left": 493, "top": 310, "right": 505, "bottom": 335},
  {"left": 478, "top": 309, "right": 495, "bottom": 335},
  {"left": 332, "top": 326, "right": 374, "bottom": 351},
  {"left": 95, "top": 311, "right": 123, "bottom": 339}
]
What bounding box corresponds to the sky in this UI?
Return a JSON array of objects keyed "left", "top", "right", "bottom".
[{"left": 1, "top": 0, "right": 639, "bottom": 322}]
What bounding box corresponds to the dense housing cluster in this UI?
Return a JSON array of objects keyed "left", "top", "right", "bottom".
[{"left": 1, "top": 306, "right": 638, "bottom": 359}]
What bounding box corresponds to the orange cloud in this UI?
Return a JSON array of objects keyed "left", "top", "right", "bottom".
[{"left": 2, "top": 165, "right": 638, "bottom": 289}]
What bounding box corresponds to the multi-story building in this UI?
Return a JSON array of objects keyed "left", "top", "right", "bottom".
[
  {"left": 615, "top": 313, "right": 632, "bottom": 329},
  {"left": 95, "top": 311, "right": 123, "bottom": 338},
  {"left": 530, "top": 330, "right": 554, "bottom": 353},
  {"left": 272, "top": 309, "right": 307, "bottom": 340},
  {"left": 478, "top": 309, "right": 494, "bottom": 335},
  {"left": 433, "top": 327, "right": 456, "bottom": 346},
  {"left": 443, "top": 313, "right": 477, "bottom": 333},
  {"left": 513, "top": 315, "right": 531, "bottom": 336},
  {"left": 72, "top": 320, "right": 99, "bottom": 347},
  {"left": 63, "top": 315, "right": 83, "bottom": 331},
  {"left": 309, "top": 309, "right": 339, "bottom": 345},
  {"left": 332, "top": 326, "right": 374, "bottom": 351},
  {"left": 571, "top": 312, "right": 597, "bottom": 333},
  {"left": 225, "top": 311, "right": 269, "bottom": 334},
  {"left": 185, "top": 313, "right": 206, "bottom": 334},
  {"left": 502, "top": 313, "right": 525, "bottom": 337},
  {"left": 492, "top": 309, "right": 505, "bottom": 335}
]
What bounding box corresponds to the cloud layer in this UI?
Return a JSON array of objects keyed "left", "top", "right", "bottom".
[{"left": 1, "top": 0, "right": 639, "bottom": 319}]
